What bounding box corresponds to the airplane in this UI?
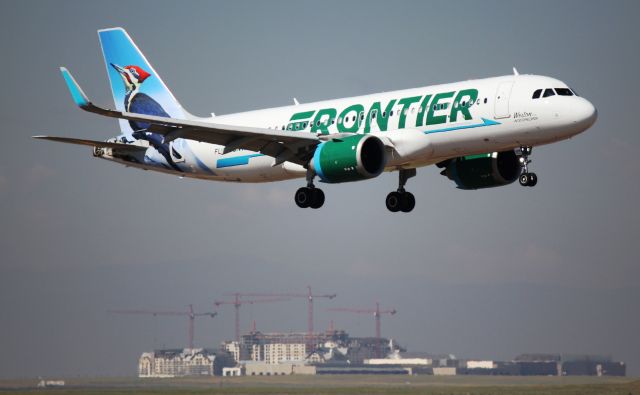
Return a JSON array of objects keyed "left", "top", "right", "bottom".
[{"left": 35, "top": 27, "right": 597, "bottom": 213}]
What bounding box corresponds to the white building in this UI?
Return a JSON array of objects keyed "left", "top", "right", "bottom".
[
  {"left": 138, "top": 348, "right": 215, "bottom": 378},
  {"left": 433, "top": 367, "right": 457, "bottom": 376},
  {"left": 241, "top": 362, "right": 316, "bottom": 376},
  {"left": 222, "top": 367, "right": 244, "bottom": 377},
  {"left": 224, "top": 341, "right": 241, "bottom": 363},
  {"left": 365, "top": 357, "right": 432, "bottom": 366},
  {"left": 263, "top": 343, "right": 307, "bottom": 364},
  {"left": 466, "top": 360, "right": 496, "bottom": 369}
]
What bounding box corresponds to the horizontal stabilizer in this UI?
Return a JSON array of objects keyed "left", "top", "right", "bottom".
[{"left": 33, "top": 135, "right": 147, "bottom": 151}]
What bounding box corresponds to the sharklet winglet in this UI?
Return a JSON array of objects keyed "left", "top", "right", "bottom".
[
  {"left": 59, "top": 67, "right": 123, "bottom": 118},
  {"left": 60, "top": 67, "right": 91, "bottom": 108}
]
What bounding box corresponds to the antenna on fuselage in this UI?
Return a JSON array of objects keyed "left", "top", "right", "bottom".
[
  {"left": 293, "top": 98, "right": 300, "bottom": 105},
  {"left": 513, "top": 67, "right": 520, "bottom": 76}
]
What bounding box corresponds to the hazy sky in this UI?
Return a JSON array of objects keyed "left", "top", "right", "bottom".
[{"left": 1, "top": 0, "right": 639, "bottom": 378}]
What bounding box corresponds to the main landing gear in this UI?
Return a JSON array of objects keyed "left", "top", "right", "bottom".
[
  {"left": 386, "top": 168, "right": 416, "bottom": 213},
  {"left": 295, "top": 170, "right": 325, "bottom": 209},
  {"left": 518, "top": 146, "right": 538, "bottom": 187}
]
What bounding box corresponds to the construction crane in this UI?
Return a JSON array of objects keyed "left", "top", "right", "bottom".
[
  {"left": 240, "top": 286, "right": 336, "bottom": 346},
  {"left": 214, "top": 294, "right": 287, "bottom": 342},
  {"left": 327, "top": 302, "right": 396, "bottom": 358},
  {"left": 108, "top": 304, "right": 217, "bottom": 349}
]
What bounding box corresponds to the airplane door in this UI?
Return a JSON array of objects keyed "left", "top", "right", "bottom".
[{"left": 494, "top": 81, "right": 514, "bottom": 119}]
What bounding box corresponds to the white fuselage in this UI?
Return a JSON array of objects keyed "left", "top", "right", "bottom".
[{"left": 101, "top": 74, "right": 597, "bottom": 182}]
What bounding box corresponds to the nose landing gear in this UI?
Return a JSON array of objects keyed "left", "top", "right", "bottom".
[
  {"left": 518, "top": 146, "right": 538, "bottom": 187},
  {"left": 386, "top": 168, "right": 416, "bottom": 213}
]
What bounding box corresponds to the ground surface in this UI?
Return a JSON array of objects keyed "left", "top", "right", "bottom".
[{"left": 1, "top": 375, "right": 639, "bottom": 394}]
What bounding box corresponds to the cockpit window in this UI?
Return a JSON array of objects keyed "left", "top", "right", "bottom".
[
  {"left": 532, "top": 89, "right": 542, "bottom": 99},
  {"left": 555, "top": 88, "right": 573, "bottom": 96},
  {"left": 543, "top": 88, "right": 555, "bottom": 98}
]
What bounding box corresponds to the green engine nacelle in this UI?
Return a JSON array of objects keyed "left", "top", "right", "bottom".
[
  {"left": 441, "top": 150, "right": 520, "bottom": 189},
  {"left": 311, "top": 134, "right": 387, "bottom": 183}
]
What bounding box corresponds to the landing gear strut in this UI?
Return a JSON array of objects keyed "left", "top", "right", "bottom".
[
  {"left": 518, "top": 146, "right": 538, "bottom": 187},
  {"left": 295, "top": 170, "right": 325, "bottom": 209},
  {"left": 386, "top": 169, "right": 416, "bottom": 213}
]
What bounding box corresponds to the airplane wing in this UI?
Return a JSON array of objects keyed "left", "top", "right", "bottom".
[
  {"left": 59, "top": 67, "right": 320, "bottom": 166},
  {"left": 33, "top": 135, "right": 147, "bottom": 152}
]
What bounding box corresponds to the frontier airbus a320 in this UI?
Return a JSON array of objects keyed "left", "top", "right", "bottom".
[{"left": 36, "top": 28, "right": 597, "bottom": 212}]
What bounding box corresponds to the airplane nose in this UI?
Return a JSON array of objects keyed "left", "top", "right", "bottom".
[{"left": 575, "top": 97, "right": 597, "bottom": 129}]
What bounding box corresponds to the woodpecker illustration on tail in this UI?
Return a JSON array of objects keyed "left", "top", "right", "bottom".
[
  {"left": 99, "top": 28, "right": 192, "bottom": 171},
  {"left": 109, "top": 62, "right": 182, "bottom": 168},
  {"left": 110, "top": 63, "right": 169, "bottom": 128}
]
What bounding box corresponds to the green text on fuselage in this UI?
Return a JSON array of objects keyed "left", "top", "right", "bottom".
[{"left": 286, "top": 89, "right": 479, "bottom": 134}]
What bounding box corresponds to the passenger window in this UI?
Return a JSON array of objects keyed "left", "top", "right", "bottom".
[
  {"left": 543, "top": 88, "right": 555, "bottom": 98},
  {"left": 532, "top": 89, "right": 542, "bottom": 99},
  {"left": 555, "top": 88, "right": 573, "bottom": 96},
  {"left": 382, "top": 111, "right": 386, "bottom": 118},
  {"left": 484, "top": 98, "right": 487, "bottom": 104},
  {"left": 390, "top": 111, "right": 394, "bottom": 117}
]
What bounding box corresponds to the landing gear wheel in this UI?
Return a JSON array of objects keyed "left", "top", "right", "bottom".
[
  {"left": 518, "top": 146, "right": 538, "bottom": 188},
  {"left": 528, "top": 173, "right": 537, "bottom": 187},
  {"left": 519, "top": 172, "right": 538, "bottom": 187},
  {"left": 400, "top": 192, "right": 415, "bottom": 212},
  {"left": 295, "top": 187, "right": 312, "bottom": 208},
  {"left": 386, "top": 192, "right": 402, "bottom": 212},
  {"left": 387, "top": 169, "right": 418, "bottom": 213},
  {"left": 310, "top": 188, "right": 325, "bottom": 209},
  {"left": 296, "top": 169, "right": 326, "bottom": 209}
]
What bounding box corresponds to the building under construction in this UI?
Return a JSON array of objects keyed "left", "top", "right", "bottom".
[{"left": 223, "top": 328, "right": 398, "bottom": 365}]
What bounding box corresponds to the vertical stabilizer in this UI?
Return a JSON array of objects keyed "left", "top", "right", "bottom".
[{"left": 98, "top": 27, "right": 192, "bottom": 136}]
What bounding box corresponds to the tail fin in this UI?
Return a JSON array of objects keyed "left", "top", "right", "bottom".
[{"left": 98, "top": 27, "right": 192, "bottom": 135}]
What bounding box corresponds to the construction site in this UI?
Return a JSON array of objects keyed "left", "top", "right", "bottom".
[{"left": 107, "top": 286, "right": 627, "bottom": 379}]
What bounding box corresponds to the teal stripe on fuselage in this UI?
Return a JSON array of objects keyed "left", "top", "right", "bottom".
[
  {"left": 424, "top": 118, "right": 500, "bottom": 134},
  {"left": 216, "top": 153, "right": 264, "bottom": 168}
]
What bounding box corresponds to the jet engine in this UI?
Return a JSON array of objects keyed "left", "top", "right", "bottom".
[
  {"left": 439, "top": 150, "right": 520, "bottom": 190},
  {"left": 310, "top": 134, "right": 387, "bottom": 183}
]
